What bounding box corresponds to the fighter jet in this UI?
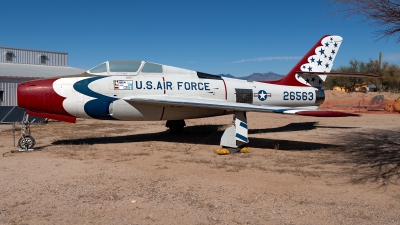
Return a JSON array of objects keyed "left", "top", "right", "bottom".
[{"left": 17, "top": 35, "right": 377, "bottom": 152}]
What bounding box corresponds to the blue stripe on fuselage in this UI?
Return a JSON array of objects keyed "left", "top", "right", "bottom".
[
  {"left": 73, "top": 76, "right": 118, "bottom": 120},
  {"left": 272, "top": 109, "right": 288, "bottom": 113}
]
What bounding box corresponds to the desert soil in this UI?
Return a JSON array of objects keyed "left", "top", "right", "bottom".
[{"left": 1, "top": 91, "right": 400, "bottom": 224}]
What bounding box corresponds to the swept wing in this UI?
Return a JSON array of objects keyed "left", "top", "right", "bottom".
[{"left": 124, "top": 95, "right": 358, "bottom": 117}]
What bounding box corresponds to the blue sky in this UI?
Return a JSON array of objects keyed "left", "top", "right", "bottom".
[{"left": 2, "top": 0, "right": 399, "bottom": 76}]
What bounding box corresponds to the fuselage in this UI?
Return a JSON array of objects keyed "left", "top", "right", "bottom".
[
  {"left": 14, "top": 36, "right": 366, "bottom": 151},
  {"left": 17, "top": 60, "right": 325, "bottom": 122}
]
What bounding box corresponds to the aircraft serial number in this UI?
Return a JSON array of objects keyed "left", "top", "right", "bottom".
[{"left": 283, "top": 91, "right": 314, "bottom": 101}]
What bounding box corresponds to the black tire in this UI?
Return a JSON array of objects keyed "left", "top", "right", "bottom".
[
  {"left": 166, "top": 120, "right": 185, "bottom": 133},
  {"left": 169, "top": 124, "right": 184, "bottom": 133},
  {"left": 18, "top": 136, "right": 36, "bottom": 149}
]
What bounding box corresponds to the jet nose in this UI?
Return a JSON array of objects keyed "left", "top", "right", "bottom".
[
  {"left": 17, "top": 78, "right": 66, "bottom": 115},
  {"left": 17, "top": 78, "right": 76, "bottom": 123},
  {"left": 18, "top": 79, "right": 49, "bottom": 111}
]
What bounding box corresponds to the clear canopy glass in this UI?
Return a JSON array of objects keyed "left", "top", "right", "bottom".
[{"left": 109, "top": 60, "right": 142, "bottom": 72}]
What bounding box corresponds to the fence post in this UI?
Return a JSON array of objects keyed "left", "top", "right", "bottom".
[{"left": 13, "top": 121, "right": 15, "bottom": 147}]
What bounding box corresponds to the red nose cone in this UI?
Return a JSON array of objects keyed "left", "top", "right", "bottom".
[
  {"left": 17, "top": 78, "right": 72, "bottom": 117},
  {"left": 18, "top": 79, "right": 52, "bottom": 111}
]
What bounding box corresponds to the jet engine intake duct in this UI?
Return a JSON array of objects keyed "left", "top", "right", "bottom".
[
  {"left": 18, "top": 78, "right": 67, "bottom": 115},
  {"left": 315, "top": 89, "right": 325, "bottom": 106}
]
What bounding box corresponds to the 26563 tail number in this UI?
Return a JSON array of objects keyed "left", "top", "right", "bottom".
[{"left": 283, "top": 91, "right": 313, "bottom": 101}]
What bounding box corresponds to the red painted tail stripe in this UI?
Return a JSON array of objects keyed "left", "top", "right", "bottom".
[
  {"left": 263, "top": 35, "right": 330, "bottom": 86},
  {"left": 222, "top": 79, "right": 227, "bottom": 100}
]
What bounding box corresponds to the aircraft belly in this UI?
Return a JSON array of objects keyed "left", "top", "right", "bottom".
[
  {"left": 111, "top": 100, "right": 225, "bottom": 120},
  {"left": 111, "top": 99, "right": 163, "bottom": 121},
  {"left": 162, "top": 107, "right": 225, "bottom": 120}
]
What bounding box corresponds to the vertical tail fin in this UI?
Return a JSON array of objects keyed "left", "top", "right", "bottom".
[{"left": 266, "top": 35, "right": 343, "bottom": 87}]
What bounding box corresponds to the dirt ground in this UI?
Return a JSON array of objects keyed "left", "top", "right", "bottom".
[{"left": 1, "top": 91, "right": 400, "bottom": 224}]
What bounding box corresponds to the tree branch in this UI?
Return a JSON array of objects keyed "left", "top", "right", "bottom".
[{"left": 331, "top": 0, "right": 400, "bottom": 42}]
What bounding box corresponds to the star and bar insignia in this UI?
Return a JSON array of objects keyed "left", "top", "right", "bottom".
[{"left": 254, "top": 90, "right": 271, "bottom": 101}]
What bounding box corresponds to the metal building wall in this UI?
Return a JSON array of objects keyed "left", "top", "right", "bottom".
[
  {"left": 0, "top": 47, "right": 68, "bottom": 66},
  {"left": 0, "top": 82, "right": 18, "bottom": 106}
]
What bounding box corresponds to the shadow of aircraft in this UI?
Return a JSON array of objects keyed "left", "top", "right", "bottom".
[
  {"left": 249, "top": 122, "right": 358, "bottom": 134},
  {"left": 51, "top": 121, "right": 400, "bottom": 185},
  {"left": 52, "top": 122, "right": 347, "bottom": 151}
]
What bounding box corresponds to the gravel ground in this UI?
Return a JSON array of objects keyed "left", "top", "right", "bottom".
[{"left": 0, "top": 91, "right": 399, "bottom": 224}]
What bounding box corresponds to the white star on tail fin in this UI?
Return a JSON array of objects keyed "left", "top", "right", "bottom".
[
  {"left": 296, "top": 35, "right": 343, "bottom": 88},
  {"left": 264, "top": 35, "right": 343, "bottom": 87}
]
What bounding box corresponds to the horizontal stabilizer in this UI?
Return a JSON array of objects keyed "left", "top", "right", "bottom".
[
  {"left": 294, "top": 110, "right": 358, "bottom": 117},
  {"left": 295, "top": 71, "right": 379, "bottom": 78},
  {"left": 124, "top": 95, "right": 359, "bottom": 117}
]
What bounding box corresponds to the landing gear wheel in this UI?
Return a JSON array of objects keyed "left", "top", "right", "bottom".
[
  {"left": 18, "top": 135, "right": 36, "bottom": 150},
  {"left": 166, "top": 120, "right": 186, "bottom": 133}
]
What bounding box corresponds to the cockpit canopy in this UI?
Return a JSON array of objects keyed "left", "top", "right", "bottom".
[{"left": 87, "top": 60, "right": 163, "bottom": 75}]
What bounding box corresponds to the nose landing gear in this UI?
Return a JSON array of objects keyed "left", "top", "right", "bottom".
[{"left": 18, "top": 112, "right": 36, "bottom": 151}]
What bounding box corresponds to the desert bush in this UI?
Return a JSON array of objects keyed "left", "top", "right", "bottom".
[{"left": 324, "top": 59, "right": 400, "bottom": 92}]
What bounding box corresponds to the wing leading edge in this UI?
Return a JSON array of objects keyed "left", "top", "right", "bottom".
[{"left": 123, "top": 95, "right": 359, "bottom": 117}]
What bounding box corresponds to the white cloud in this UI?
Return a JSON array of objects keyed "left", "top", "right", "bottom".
[
  {"left": 383, "top": 53, "right": 400, "bottom": 62},
  {"left": 232, "top": 56, "right": 301, "bottom": 63}
]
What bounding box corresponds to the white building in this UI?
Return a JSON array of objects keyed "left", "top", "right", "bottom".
[{"left": 0, "top": 46, "right": 85, "bottom": 106}]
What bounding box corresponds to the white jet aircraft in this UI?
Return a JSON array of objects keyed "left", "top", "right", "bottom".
[{"left": 17, "top": 35, "right": 377, "bottom": 152}]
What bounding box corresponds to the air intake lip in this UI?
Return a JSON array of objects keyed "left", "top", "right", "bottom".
[{"left": 315, "top": 89, "right": 325, "bottom": 105}]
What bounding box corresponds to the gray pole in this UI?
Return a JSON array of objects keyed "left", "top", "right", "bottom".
[{"left": 13, "top": 121, "right": 15, "bottom": 147}]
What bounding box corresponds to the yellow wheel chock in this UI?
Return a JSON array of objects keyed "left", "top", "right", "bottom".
[
  {"left": 215, "top": 148, "right": 230, "bottom": 155},
  {"left": 239, "top": 147, "right": 250, "bottom": 153}
]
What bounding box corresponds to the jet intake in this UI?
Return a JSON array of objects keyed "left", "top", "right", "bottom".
[
  {"left": 17, "top": 78, "right": 76, "bottom": 120},
  {"left": 315, "top": 89, "right": 325, "bottom": 106}
]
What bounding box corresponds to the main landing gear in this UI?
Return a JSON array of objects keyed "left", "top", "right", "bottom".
[
  {"left": 18, "top": 112, "right": 36, "bottom": 151},
  {"left": 166, "top": 120, "right": 186, "bottom": 133},
  {"left": 216, "top": 111, "right": 250, "bottom": 155},
  {"left": 166, "top": 113, "right": 250, "bottom": 155}
]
